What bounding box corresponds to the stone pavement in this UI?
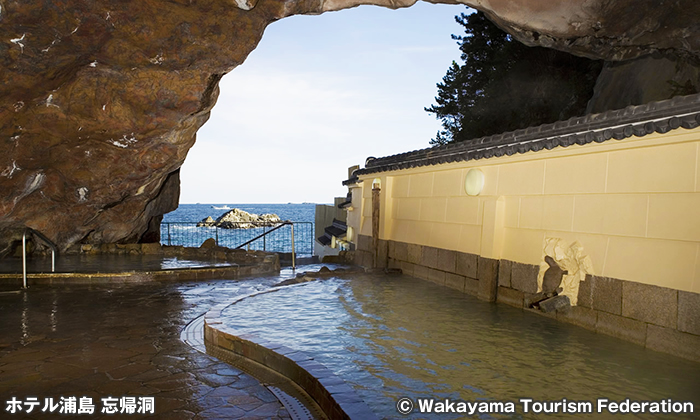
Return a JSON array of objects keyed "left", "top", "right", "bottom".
[{"left": 0, "top": 277, "right": 292, "bottom": 419}]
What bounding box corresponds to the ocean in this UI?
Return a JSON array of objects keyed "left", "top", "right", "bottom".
[
  {"left": 161, "top": 203, "right": 319, "bottom": 255},
  {"left": 163, "top": 203, "right": 318, "bottom": 223}
]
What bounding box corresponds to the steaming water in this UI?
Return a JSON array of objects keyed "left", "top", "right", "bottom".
[{"left": 222, "top": 274, "right": 700, "bottom": 419}]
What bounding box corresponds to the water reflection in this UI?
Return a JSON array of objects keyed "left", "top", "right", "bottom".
[
  {"left": 21, "top": 292, "right": 29, "bottom": 345},
  {"left": 224, "top": 275, "right": 700, "bottom": 419},
  {"left": 0, "top": 282, "right": 245, "bottom": 418},
  {"left": 0, "top": 254, "right": 232, "bottom": 274},
  {"left": 50, "top": 289, "right": 58, "bottom": 332}
]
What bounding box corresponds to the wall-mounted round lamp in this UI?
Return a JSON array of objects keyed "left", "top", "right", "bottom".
[
  {"left": 465, "top": 168, "right": 485, "bottom": 196},
  {"left": 372, "top": 178, "right": 381, "bottom": 189}
]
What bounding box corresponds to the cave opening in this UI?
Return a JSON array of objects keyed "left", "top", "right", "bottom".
[{"left": 179, "top": 2, "right": 464, "bottom": 205}]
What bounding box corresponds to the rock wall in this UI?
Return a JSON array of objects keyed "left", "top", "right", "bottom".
[
  {"left": 1, "top": 0, "right": 699, "bottom": 252},
  {"left": 587, "top": 55, "right": 700, "bottom": 114}
]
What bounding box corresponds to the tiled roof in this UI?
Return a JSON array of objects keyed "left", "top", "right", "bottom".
[
  {"left": 317, "top": 219, "right": 348, "bottom": 246},
  {"left": 325, "top": 219, "right": 347, "bottom": 238},
  {"left": 337, "top": 192, "right": 353, "bottom": 208},
  {"left": 351, "top": 93, "right": 700, "bottom": 177},
  {"left": 317, "top": 234, "right": 332, "bottom": 246},
  {"left": 342, "top": 175, "right": 359, "bottom": 186}
]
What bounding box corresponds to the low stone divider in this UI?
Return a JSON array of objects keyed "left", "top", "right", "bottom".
[{"left": 204, "top": 287, "right": 378, "bottom": 420}]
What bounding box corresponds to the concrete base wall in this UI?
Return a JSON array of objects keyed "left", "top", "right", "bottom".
[{"left": 355, "top": 234, "right": 700, "bottom": 363}]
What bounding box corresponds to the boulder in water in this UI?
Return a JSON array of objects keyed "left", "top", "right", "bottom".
[
  {"left": 196, "top": 216, "right": 217, "bottom": 227},
  {"left": 200, "top": 238, "right": 217, "bottom": 248},
  {"left": 197, "top": 208, "right": 283, "bottom": 229}
]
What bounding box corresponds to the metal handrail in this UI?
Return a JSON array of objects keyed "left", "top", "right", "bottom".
[
  {"left": 160, "top": 221, "right": 312, "bottom": 263},
  {"left": 235, "top": 221, "right": 296, "bottom": 270},
  {"left": 234, "top": 221, "right": 290, "bottom": 249},
  {"left": 22, "top": 228, "right": 58, "bottom": 289},
  {"left": 291, "top": 223, "right": 295, "bottom": 269}
]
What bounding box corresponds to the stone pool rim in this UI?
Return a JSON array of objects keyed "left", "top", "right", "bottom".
[
  {"left": 0, "top": 242, "right": 280, "bottom": 285},
  {"left": 203, "top": 285, "right": 378, "bottom": 420},
  {"left": 0, "top": 262, "right": 279, "bottom": 285}
]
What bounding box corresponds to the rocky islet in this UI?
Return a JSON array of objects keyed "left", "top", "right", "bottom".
[{"left": 197, "top": 208, "right": 283, "bottom": 229}]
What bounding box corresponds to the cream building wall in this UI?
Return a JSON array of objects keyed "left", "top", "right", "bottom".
[{"left": 353, "top": 126, "right": 700, "bottom": 294}]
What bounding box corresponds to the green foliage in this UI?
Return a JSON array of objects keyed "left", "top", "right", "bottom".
[{"left": 426, "top": 10, "right": 603, "bottom": 145}]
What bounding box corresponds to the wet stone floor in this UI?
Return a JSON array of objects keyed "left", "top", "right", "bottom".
[{"left": 0, "top": 276, "right": 291, "bottom": 419}]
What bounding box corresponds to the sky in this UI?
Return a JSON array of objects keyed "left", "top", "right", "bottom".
[{"left": 179, "top": 2, "right": 468, "bottom": 204}]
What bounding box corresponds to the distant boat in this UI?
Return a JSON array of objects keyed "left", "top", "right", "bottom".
[{"left": 212, "top": 205, "right": 232, "bottom": 210}]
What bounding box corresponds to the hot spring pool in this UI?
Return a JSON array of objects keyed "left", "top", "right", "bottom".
[
  {"left": 0, "top": 254, "right": 233, "bottom": 274},
  {"left": 221, "top": 273, "right": 700, "bottom": 419}
]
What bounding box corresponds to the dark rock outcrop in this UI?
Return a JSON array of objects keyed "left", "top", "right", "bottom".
[
  {"left": 274, "top": 265, "right": 365, "bottom": 286},
  {"left": 587, "top": 55, "right": 700, "bottom": 113},
  {"left": 481, "top": 0, "right": 700, "bottom": 62},
  {"left": 539, "top": 295, "right": 571, "bottom": 313},
  {"left": 1, "top": 0, "right": 699, "bottom": 252},
  {"left": 541, "top": 256, "right": 566, "bottom": 296}
]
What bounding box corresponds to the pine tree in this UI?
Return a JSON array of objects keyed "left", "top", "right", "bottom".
[{"left": 426, "top": 9, "right": 602, "bottom": 145}]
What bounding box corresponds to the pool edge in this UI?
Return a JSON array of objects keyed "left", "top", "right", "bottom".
[
  {"left": 204, "top": 302, "right": 379, "bottom": 420},
  {"left": 0, "top": 260, "right": 279, "bottom": 285}
]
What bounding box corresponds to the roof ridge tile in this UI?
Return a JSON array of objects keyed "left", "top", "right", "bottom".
[{"left": 354, "top": 93, "right": 700, "bottom": 177}]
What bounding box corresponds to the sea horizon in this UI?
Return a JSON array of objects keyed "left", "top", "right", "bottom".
[{"left": 165, "top": 203, "right": 319, "bottom": 224}]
